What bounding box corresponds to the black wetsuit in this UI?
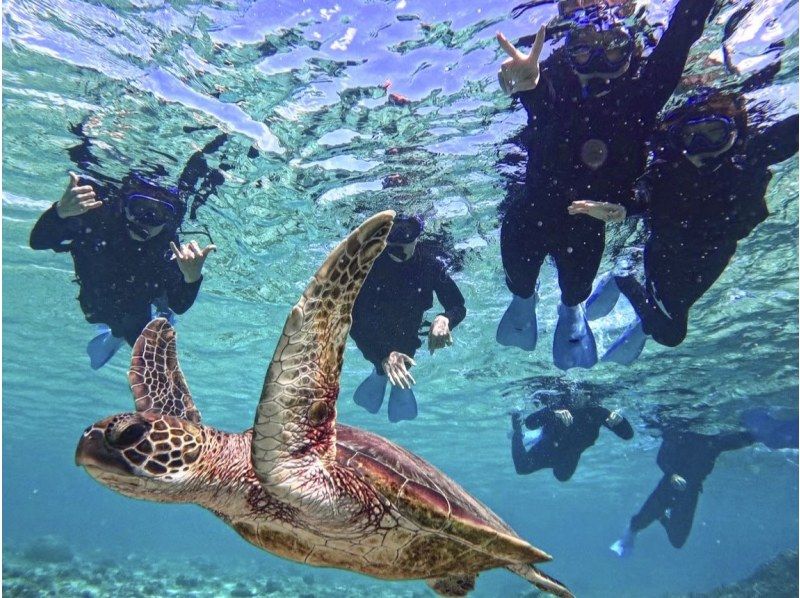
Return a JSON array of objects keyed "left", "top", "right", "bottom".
[
  {"left": 30, "top": 202, "right": 201, "bottom": 345},
  {"left": 501, "top": 0, "right": 716, "bottom": 306},
  {"left": 617, "top": 114, "right": 799, "bottom": 346},
  {"left": 630, "top": 431, "right": 753, "bottom": 548},
  {"left": 350, "top": 245, "right": 466, "bottom": 370},
  {"left": 511, "top": 406, "right": 634, "bottom": 481}
]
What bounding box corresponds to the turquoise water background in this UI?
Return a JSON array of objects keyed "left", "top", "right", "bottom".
[{"left": 3, "top": 0, "right": 798, "bottom": 596}]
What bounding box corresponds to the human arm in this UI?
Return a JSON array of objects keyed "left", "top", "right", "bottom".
[
  {"left": 640, "top": 0, "right": 717, "bottom": 112},
  {"left": 29, "top": 173, "right": 101, "bottom": 250},
  {"left": 511, "top": 412, "right": 539, "bottom": 475},
  {"left": 163, "top": 240, "right": 215, "bottom": 314},
  {"left": 523, "top": 408, "right": 551, "bottom": 430},
  {"left": 429, "top": 265, "right": 466, "bottom": 354},
  {"left": 600, "top": 409, "right": 635, "bottom": 440},
  {"left": 712, "top": 431, "right": 755, "bottom": 454},
  {"left": 567, "top": 201, "right": 627, "bottom": 223},
  {"left": 496, "top": 26, "right": 546, "bottom": 95},
  {"left": 568, "top": 171, "right": 653, "bottom": 223},
  {"left": 746, "top": 114, "right": 799, "bottom": 167}
]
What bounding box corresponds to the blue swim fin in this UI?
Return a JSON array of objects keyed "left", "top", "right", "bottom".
[
  {"left": 586, "top": 273, "right": 621, "bottom": 321},
  {"left": 553, "top": 303, "right": 597, "bottom": 370},
  {"left": 353, "top": 370, "right": 388, "bottom": 414},
  {"left": 741, "top": 408, "right": 799, "bottom": 450},
  {"left": 602, "top": 319, "right": 647, "bottom": 365},
  {"left": 151, "top": 300, "right": 176, "bottom": 326},
  {"left": 522, "top": 428, "right": 544, "bottom": 451},
  {"left": 388, "top": 386, "right": 418, "bottom": 423},
  {"left": 610, "top": 527, "right": 635, "bottom": 558},
  {"left": 496, "top": 294, "right": 538, "bottom": 351},
  {"left": 86, "top": 326, "right": 126, "bottom": 370}
]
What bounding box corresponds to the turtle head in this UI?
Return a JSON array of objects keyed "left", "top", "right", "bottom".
[{"left": 76, "top": 411, "right": 205, "bottom": 501}]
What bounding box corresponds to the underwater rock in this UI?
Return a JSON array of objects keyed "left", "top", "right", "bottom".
[
  {"left": 264, "top": 579, "right": 281, "bottom": 593},
  {"left": 21, "top": 535, "right": 74, "bottom": 564},
  {"left": 175, "top": 573, "right": 201, "bottom": 589},
  {"left": 230, "top": 582, "right": 254, "bottom": 597},
  {"left": 682, "top": 550, "right": 798, "bottom": 597}
]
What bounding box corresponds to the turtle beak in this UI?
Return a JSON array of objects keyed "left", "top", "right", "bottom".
[{"left": 75, "top": 429, "right": 134, "bottom": 475}]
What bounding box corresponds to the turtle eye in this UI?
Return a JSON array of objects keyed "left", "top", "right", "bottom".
[{"left": 107, "top": 422, "right": 150, "bottom": 449}]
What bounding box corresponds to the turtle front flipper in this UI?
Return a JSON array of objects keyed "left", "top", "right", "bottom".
[
  {"left": 251, "top": 212, "right": 395, "bottom": 506},
  {"left": 128, "top": 318, "right": 201, "bottom": 423}
]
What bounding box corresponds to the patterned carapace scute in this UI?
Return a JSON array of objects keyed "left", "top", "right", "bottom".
[
  {"left": 251, "top": 211, "right": 394, "bottom": 493},
  {"left": 128, "top": 318, "right": 202, "bottom": 423}
]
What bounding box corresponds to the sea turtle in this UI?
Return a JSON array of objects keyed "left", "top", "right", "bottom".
[{"left": 75, "top": 211, "right": 572, "bottom": 597}]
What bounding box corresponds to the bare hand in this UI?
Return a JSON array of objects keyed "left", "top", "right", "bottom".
[
  {"left": 497, "top": 26, "right": 546, "bottom": 95},
  {"left": 568, "top": 200, "right": 626, "bottom": 223},
  {"left": 428, "top": 315, "right": 453, "bottom": 355},
  {"left": 382, "top": 351, "right": 416, "bottom": 389},
  {"left": 56, "top": 172, "right": 102, "bottom": 219},
  {"left": 170, "top": 240, "right": 216, "bottom": 284},
  {"left": 670, "top": 474, "right": 687, "bottom": 491},
  {"left": 554, "top": 409, "right": 573, "bottom": 427},
  {"left": 606, "top": 410, "right": 623, "bottom": 428}
]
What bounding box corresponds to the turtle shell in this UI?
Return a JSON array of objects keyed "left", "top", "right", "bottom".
[{"left": 335, "top": 424, "right": 551, "bottom": 565}]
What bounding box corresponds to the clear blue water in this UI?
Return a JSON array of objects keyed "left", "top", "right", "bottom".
[{"left": 2, "top": 0, "right": 798, "bottom": 596}]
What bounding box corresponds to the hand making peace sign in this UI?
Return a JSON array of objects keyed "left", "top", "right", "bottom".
[{"left": 496, "top": 26, "right": 547, "bottom": 95}]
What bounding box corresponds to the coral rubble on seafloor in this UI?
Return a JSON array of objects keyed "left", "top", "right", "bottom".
[
  {"left": 3, "top": 536, "right": 430, "bottom": 598},
  {"left": 677, "top": 550, "right": 798, "bottom": 598}
]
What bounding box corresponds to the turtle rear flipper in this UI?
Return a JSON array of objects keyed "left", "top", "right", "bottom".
[
  {"left": 128, "top": 318, "right": 201, "bottom": 423},
  {"left": 506, "top": 563, "right": 574, "bottom": 598},
  {"left": 251, "top": 212, "right": 394, "bottom": 507}
]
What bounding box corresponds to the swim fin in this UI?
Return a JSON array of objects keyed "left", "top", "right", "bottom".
[
  {"left": 586, "top": 273, "right": 620, "bottom": 321},
  {"left": 602, "top": 319, "right": 647, "bottom": 365},
  {"left": 553, "top": 303, "right": 597, "bottom": 370},
  {"left": 522, "top": 429, "right": 544, "bottom": 451},
  {"left": 151, "top": 300, "right": 176, "bottom": 325},
  {"left": 496, "top": 294, "right": 538, "bottom": 351},
  {"left": 86, "top": 326, "right": 125, "bottom": 370},
  {"left": 388, "top": 386, "right": 418, "bottom": 423},
  {"left": 741, "top": 408, "right": 799, "bottom": 450},
  {"left": 353, "top": 370, "right": 388, "bottom": 414},
  {"left": 610, "top": 527, "right": 635, "bottom": 558}
]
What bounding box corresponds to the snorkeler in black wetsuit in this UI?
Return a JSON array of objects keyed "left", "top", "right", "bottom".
[
  {"left": 511, "top": 404, "right": 633, "bottom": 481},
  {"left": 580, "top": 88, "right": 799, "bottom": 364},
  {"left": 610, "top": 429, "right": 755, "bottom": 555},
  {"left": 350, "top": 216, "right": 466, "bottom": 422},
  {"left": 30, "top": 172, "right": 217, "bottom": 369},
  {"left": 494, "top": 0, "right": 718, "bottom": 370}
]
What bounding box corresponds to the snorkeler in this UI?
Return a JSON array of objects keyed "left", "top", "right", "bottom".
[
  {"left": 350, "top": 215, "right": 466, "bottom": 422},
  {"left": 576, "top": 88, "right": 799, "bottom": 364},
  {"left": 609, "top": 417, "right": 796, "bottom": 556},
  {"left": 30, "top": 172, "right": 215, "bottom": 369},
  {"left": 495, "top": 0, "right": 718, "bottom": 370},
  {"left": 511, "top": 402, "right": 633, "bottom": 481}
]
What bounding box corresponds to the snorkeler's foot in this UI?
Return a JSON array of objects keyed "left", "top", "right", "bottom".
[
  {"left": 553, "top": 302, "right": 598, "bottom": 370},
  {"left": 610, "top": 528, "right": 635, "bottom": 558},
  {"left": 496, "top": 294, "right": 538, "bottom": 351},
  {"left": 740, "top": 407, "right": 799, "bottom": 450},
  {"left": 602, "top": 320, "right": 647, "bottom": 366},
  {"left": 388, "top": 386, "right": 418, "bottom": 423},
  {"left": 586, "top": 273, "right": 621, "bottom": 321},
  {"left": 86, "top": 326, "right": 126, "bottom": 370},
  {"left": 353, "top": 370, "right": 388, "bottom": 414}
]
